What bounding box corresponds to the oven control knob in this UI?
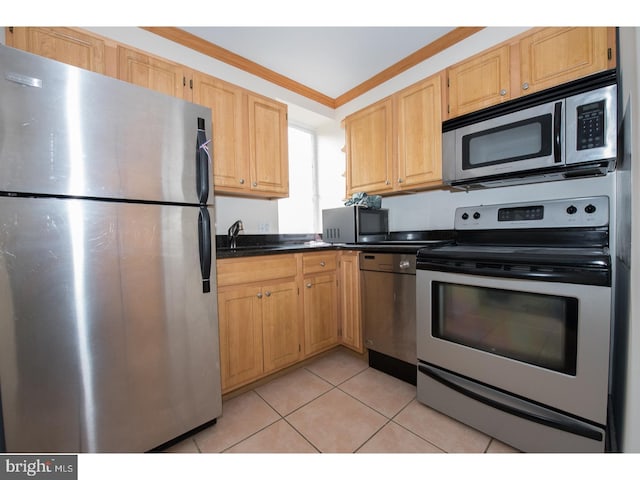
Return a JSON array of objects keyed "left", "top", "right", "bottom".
[
  {"left": 461, "top": 212, "right": 469, "bottom": 220},
  {"left": 473, "top": 212, "right": 481, "bottom": 220},
  {"left": 567, "top": 205, "right": 578, "bottom": 215},
  {"left": 585, "top": 204, "right": 597, "bottom": 214}
]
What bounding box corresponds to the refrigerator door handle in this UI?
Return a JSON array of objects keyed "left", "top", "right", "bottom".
[
  {"left": 198, "top": 207, "right": 212, "bottom": 293},
  {"left": 196, "top": 117, "right": 210, "bottom": 204}
]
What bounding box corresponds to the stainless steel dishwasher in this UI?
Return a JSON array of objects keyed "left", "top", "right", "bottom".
[{"left": 360, "top": 252, "right": 417, "bottom": 385}]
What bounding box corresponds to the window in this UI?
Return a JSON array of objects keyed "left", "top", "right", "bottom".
[{"left": 278, "top": 125, "right": 319, "bottom": 233}]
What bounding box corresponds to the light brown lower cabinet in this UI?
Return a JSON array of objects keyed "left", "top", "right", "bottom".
[
  {"left": 216, "top": 254, "right": 300, "bottom": 393},
  {"left": 303, "top": 272, "right": 339, "bottom": 356},
  {"left": 217, "top": 250, "right": 363, "bottom": 393},
  {"left": 338, "top": 251, "right": 363, "bottom": 353}
]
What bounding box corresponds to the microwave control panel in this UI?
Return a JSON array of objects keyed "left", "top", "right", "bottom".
[{"left": 576, "top": 100, "right": 606, "bottom": 150}]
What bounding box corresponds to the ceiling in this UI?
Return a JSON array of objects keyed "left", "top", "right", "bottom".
[{"left": 179, "top": 27, "right": 457, "bottom": 100}]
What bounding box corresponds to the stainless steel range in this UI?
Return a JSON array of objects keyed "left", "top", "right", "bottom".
[{"left": 416, "top": 196, "right": 613, "bottom": 452}]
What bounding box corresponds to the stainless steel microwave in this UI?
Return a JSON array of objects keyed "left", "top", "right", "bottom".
[
  {"left": 443, "top": 82, "right": 617, "bottom": 189},
  {"left": 322, "top": 206, "right": 388, "bottom": 244}
]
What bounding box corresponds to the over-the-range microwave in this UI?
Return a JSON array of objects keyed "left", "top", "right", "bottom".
[{"left": 442, "top": 73, "right": 618, "bottom": 189}]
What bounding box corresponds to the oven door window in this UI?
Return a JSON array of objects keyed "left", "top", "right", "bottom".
[
  {"left": 461, "top": 114, "right": 553, "bottom": 170},
  {"left": 432, "top": 282, "right": 578, "bottom": 375}
]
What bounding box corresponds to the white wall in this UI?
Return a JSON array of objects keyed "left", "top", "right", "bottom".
[{"left": 213, "top": 195, "right": 278, "bottom": 235}]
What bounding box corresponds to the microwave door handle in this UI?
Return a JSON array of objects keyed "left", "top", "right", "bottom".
[{"left": 553, "top": 102, "right": 563, "bottom": 163}]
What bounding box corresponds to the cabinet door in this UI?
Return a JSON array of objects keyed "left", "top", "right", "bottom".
[
  {"left": 519, "top": 27, "right": 611, "bottom": 96},
  {"left": 261, "top": 280, "right": 301, "bottom": 372},
  {"left": 345, "top": 98, "right": 394, "bottom": 196},
  {"left": 217, "top": 286, "right": 264, "bottom": 393},
  {"left": 117, "top": 46, "right": 187, "bottom": 99},
  {"left": 7, "top": 27, "right": 107, "bottom": 74},
  {"left": 447, "top": 45, "right": 510, "bottom": 118},
  {"left": 193, "top": 73, "right": 249, "bottom": 193},
  {"left": 303, "top": 273, "right": 339, "bottom": 356},
  {"left": 395, "top": 74, "right": 443, "bottom": 190},
  {"left": 338, "top": 252, "right": 363, "bottom": 353},
  {"left": 247, "top": 94, "right": 289, "bottom": 197}
]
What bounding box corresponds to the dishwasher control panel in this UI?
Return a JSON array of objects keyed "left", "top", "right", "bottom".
[{"left": 359, "top": 252, "right": 416, "bottom": 274}]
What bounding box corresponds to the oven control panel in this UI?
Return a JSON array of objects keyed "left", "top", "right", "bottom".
[{"left": 455, "top": 196, "right": 609, "bottom": 230}]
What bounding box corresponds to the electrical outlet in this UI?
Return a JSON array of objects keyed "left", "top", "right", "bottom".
[{"left": 259, "top": 223, "right": 270, "bottom": 233}]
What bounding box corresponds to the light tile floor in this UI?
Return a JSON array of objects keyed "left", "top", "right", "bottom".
[{"left": 165, "top": 347, "right": 520, "bottom": 454}]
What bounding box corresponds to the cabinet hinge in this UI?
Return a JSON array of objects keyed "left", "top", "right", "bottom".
[
  {"left": 608, "top": 48, "right": 612, "bottom": 60},
  {"left": 447, "top": 77, "right": 450, "bottom": 88},
  {"left": 298, "top": 344, "right": 301, "bottom": 352},
  {"left": 190, "top": 79, "right": 193, "bottom": 89},
  {"left": 183, "top": 76, "right": 186, "bottom": 87},
  {"left": 447, "top": 105, "right": 450, "bottom": 114},
  {"left": 9, "top": 26, "right": 14, "bottom": 34}
]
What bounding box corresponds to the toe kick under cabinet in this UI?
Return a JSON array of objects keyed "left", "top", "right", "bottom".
[{"left": 216, "top": 250, "right": 363, "bottom": 393}]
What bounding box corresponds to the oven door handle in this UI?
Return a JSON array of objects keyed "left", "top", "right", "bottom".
[{"left": 418, "top": 364, "right": 603, "bottom": 442}]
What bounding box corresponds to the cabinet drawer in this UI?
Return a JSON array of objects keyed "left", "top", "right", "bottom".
[
  {"left": 217, "top": 254, "right": 297, "bottom": 286},
  {"left": 302, "top": 252, "right": 337, "bottom": 274}
]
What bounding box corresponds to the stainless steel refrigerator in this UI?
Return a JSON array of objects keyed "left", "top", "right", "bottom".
[{"left": 0, "top": 45, "right": 222, "bottom": 453}]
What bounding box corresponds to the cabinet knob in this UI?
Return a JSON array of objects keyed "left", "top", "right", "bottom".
[
  {"left": 397, "top": 178, "right": 403, "bottom": 183},
  {"left": 320, "top": 261, "right": 326, "bottom": 267},
  {"left": 385, "top": 180, "right": 391, "bottom": 185},
  {"left": 252, "top": 182, "right": 258, "bottom": 187},
  {"left": 522, "top": 82, "right": 529, "bottom": 91},
  {"left": 256, "top": 292, "right": 263, "bottom": 299},
  {"left": 265, "top": 291, "right": 271, "bottom": 297},
  {"left": 306, "top": 283, "right": 312, "bottom": 288},
  {"left": 500, "top": 89, "right": 507, "bottom": 96},
  {"left": 239, "top": 178, "right": 245, "bottom": 184}
]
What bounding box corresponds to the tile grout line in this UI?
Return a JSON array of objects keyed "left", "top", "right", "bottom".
[{"left": 210, "top": 391, "right": 283, "bottom": 453}]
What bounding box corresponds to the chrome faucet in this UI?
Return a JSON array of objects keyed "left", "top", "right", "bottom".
[{"left": 227, "top": 220, "right": 244, "bottom": 249}]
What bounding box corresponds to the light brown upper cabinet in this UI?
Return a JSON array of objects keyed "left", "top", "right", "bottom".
[
  {"left": 447, "top": 27, "right": 616, "bottom": 119},
  {"left": 246, "top": 93, "right": 289, "bottom": 198},
  {"left": 192, "top": 73, "right": 248, "bottom": 193},
  {"left": 117, "top": 46, "right": 190, "bottom": 99},
  {"left": 447, "top": 45, "right": 511, "bottom": 118},
  {"left": 6, "top": 27, "right": 110, "bottom": 75},
  {"left": 344, "top": 73, "right": 443, "bottom": 197},
  {"left": 192, "top": 77, "right": 289, "bottom": 198},
  {"left": 395, "top": 74, "right": 443, "bottom": 191},
  {"left": 345, "top": 98, "right": 394, "bottom": 196},
  {"left": 518, "top": 27, "right": 613, "bottom": 96}
]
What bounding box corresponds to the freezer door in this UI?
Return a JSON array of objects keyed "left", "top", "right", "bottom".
[
  {"left": 0, "top": 197, "right": 221, "bottom": 452},
  {"left": 0, "top": 45, "right": 212, "bottom": 204}
]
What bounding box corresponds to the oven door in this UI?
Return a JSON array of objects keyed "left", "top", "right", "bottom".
[
  {"left": 443, "top": 100, "right": 562, "bottom": 183},
  {"left": 416, "top": 269, "right": 611, "bottom": 425}
]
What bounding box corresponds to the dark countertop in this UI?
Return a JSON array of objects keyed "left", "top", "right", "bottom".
[{"left": 215, "top": 231, "right": 454, "bottom": 259}]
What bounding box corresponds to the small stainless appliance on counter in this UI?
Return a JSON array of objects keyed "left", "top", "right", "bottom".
[
  {"left": 0, "top": 45, "right": 222, "bottom": 452},
  {"left": 322, "top": 206, "right": 388, "bottom": 244}
]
